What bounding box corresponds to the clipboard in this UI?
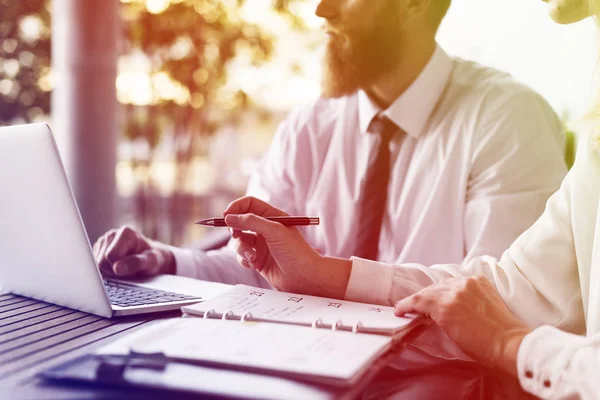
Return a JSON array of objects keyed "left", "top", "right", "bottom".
[
  {"left": 38, "top": 319, "right": 432, "bottom": 400},
  {"left": 39, "top": 351, "right": 385, "bottom": 400}
]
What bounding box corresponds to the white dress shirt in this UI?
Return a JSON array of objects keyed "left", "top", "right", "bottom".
[
  {"left": 515, "top": 134, "right": 600, "bottom": 399},
  {"left": 172, "top": 46, "right": 566, "bottom": 289},
  {"left": 345, "top": 129, "right": 600, "bottom": 398}
]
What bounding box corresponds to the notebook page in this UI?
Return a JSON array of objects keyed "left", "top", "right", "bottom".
[
  {"left": 97, "top": 318, "right": 392, "bottom": 387},
  {"left": 182, "top": 284, "right": 416, "bottom": 335}
]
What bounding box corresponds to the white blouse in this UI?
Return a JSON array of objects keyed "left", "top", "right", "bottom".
[{"left": 345, "top": 133, "right": 600, "bottom": 398}]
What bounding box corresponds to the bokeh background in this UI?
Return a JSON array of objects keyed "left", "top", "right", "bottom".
[{"left": 1, "top": 0, "right": 596, "bottom": 246}]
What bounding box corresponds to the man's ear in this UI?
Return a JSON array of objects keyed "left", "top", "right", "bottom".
[{"left": 403, "top": 0, "right": 432, "bottom": 23}]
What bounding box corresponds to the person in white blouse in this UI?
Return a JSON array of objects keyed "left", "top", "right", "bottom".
[
  {"left": 222, "top": 0, "right": 600, "bottom": 398},
  {"left": 92, "top": 0, "right": 566, "bottom": 288}
]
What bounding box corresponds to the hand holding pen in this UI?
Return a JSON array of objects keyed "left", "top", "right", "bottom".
[{"left": 215, "top": 196, "right": 346, "bottom": 298}]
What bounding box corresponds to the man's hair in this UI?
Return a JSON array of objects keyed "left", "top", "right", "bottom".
[{"left": 430, "top": 0, "right": 452, "bottom": 30}]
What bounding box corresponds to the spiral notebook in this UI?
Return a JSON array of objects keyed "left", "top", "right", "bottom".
[
  {"left": 95, "top": 317, "right": 398, "bottom": 389},
  {"left": 88, "top": 285, "right": 424, "bottom": 389},
  {"left": 181, "top": 284, "right": 421, "bottom": 336}
]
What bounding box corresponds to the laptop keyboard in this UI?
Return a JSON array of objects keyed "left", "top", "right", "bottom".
[{"left": 103, "top": 279, "right": 202, "bottom": 308}]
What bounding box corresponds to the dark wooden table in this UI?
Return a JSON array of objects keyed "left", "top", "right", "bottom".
[
  {"left": 0, "top": 290, "right": 533, "bottom": 400},
  {"left": 0, "top": 291, "right": 187, "bottom": 399}
]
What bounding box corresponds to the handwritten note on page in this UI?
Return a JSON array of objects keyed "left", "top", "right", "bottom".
[
  {"left": 182, "top": 284, "right": 416, "bottom": 335},
  {"left": 97, "top": 318, "right": 392, "bottom": 387}
]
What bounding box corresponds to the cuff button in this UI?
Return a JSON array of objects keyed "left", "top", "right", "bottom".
[
  {"left": 525, "top": 370, "right": 534, "bottom": 379},
  {"left": 543, "top": 379, "right": 552, "bottom": 388}
]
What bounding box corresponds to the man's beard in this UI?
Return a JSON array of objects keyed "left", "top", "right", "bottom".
[{"left": 321, "top": 7, "right": 403, "bottom": 98}]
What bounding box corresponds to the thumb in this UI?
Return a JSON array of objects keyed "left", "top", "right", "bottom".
[
  {"left": 225, "top": 214, "right": 283, "bottom": 239},
  {"left": 112, "top": 249, "right": 161, "bottom": 277}
]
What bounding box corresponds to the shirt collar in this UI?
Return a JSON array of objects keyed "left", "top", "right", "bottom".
[{"left": 358, "top": 45, "right": 453, "bottom": 138}]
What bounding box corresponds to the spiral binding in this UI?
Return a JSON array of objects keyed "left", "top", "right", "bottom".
[
  {"left": 241, "top": 312, "right": 253, "bottom": 322},
  {"left": 221, "top": 310, "right": 235, "bottom": 320},
  {"left": 331, "top": 320, "right": 344, "bottom": 331},
  {"left": 200, "top": 311, "right": 364, "bottom": 333}
]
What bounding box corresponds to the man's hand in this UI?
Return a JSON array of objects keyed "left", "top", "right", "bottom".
[
  {"left": 223, "top": 196, "right": 351, "bottom": 298},
  {"left": 92, "top": 226, "right": 176, "bottom": 278},
  {"left": 394, "top": 276, "right": 531, "bottom": 376}
]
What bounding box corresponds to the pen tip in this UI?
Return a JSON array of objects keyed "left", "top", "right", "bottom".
[{"left": 194, "top": 218, "right": 213, "bottom": 226}]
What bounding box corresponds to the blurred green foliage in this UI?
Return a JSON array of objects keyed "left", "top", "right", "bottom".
[
  {"left": 0, "top": 0, "right": 50, "bottom": 123},
  {"left": 565, "top": 130, "right": 576, "bottom": 169},
  {"left": 0, "top": 0, "right": 306, "bottom": 244},
  {"left": 119, "top": 0, "right": 306, "bottom": 243}
]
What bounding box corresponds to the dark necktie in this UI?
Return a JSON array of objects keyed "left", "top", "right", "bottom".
[{"left": 354, "top": 115, "right": 400, "bottom": 260}]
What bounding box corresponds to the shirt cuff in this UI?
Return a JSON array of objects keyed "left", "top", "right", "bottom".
[
  {"left": 167, "top": 245, "right": 197, "bottom": 279},
  {"left": 517, "top": 325, "right": 586, "bottom": 398},
  {"left": 344, "top": 257, "right": 393, "bottom": 305}
]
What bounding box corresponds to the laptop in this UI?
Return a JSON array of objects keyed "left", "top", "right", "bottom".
[{"left": 0, "top": 123, "right": 221, "bottom": 317}]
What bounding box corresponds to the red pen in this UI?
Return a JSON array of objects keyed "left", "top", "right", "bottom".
[{"left": 194, "top": 216, "right": 320, "bottom": 227}]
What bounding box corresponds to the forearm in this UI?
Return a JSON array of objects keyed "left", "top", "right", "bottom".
[
  {"left": 170, "top": 244, "right": 272, "bottom": 288},
  {"left": 345, "top": 250, "right": 581, "bottom": 334},
  {"left": 310, "top": 256, "right": 352, "bottom": 299}
]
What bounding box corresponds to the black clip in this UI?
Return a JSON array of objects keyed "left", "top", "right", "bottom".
[{"left": 96, "top": 351, "right": 169, "bottom": 383}]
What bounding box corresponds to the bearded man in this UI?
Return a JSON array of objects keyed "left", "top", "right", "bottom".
[{"left": 93, "top": 0, "right": 567, "bottom": 289}]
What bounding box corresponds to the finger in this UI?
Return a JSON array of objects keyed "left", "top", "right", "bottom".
[
  {"left": 112, "top": 249, "right": 157, "bottom": 277},
  {"left": 105, "top": 226, "right": 141, "bottom": 263},
  {"left": 228, "top": 227, "right": 243, "bottom": 239},
  {"left": 232, "top": 232, "right": 258, "bottom": 263},
  {"left": 93, "top": 235, "right": 106, "bottom": 265},
  {"left": 124, "top": 248, "right": 171, "bottom": 277},
  {"left": 234, "top": 231, "right": 258, "bottom": 248},
  {"left": 94, "top": 236, "right": 110, "bottom": 274},
  {"left": 236, "top": 254, "right": 254, "bottom": 269},
  {"left": 394, "top": 291, "right": 435, "bottom": 317},
  {"left": 96, "top": 232, "right": 113, "bottom": 260},
  {"left": 223, "top": 196, "right": 288, "bottom": 218},
  {"left": 97, "top": 231, "right": 117, "bottom": 275},
  {"left": 252, "top": 234, "right": 270, "bottom": 272},
  {"left": 135, "top": 249, "right": 168, "bottom": 277},
  {"left": 224, "top": 213, "right": 284, "bottom": 240},
  {"left": 106, "top": 226, "right": 148, "bottom": 263},
  {"left": 394, "top": 296, "right": 418, "bottom": 317},
  {"left": 92, "top": 235, "right": 103, "bottom": 258}
]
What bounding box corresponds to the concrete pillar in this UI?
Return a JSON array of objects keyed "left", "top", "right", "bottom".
[{"left": 51, "top": 0, "right": 119, "bottom": 243}]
